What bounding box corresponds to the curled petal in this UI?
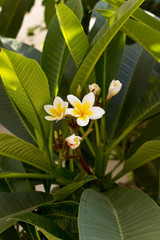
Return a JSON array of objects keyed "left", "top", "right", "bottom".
[
  {"left": 89, "top": 107, "right": 105, "bottom": 120},
  {"left": 67, "top": 95, "right": 81, "bottom": 109},
  {"left": 65, "top": 133, "right": 82, "bottom": 149},
  {"left": 82, "top": 92, "right": 95, "bottom": 107},
  {"left": 45, "top": 116, "right": 58, "bottom": 121},
  {"left": 77, "top": 115, "right": 89, "bottom": 126},
  {"left": 44, "top": 105, "right": 57, "bottom": 115},
  {"left": 53, "top": 96, "right": 64, "bottom": 108},
  {"left": 89, "top": 83, "right": 101, "bottom": 95}
]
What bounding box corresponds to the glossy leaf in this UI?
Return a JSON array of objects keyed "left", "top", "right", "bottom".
[
  {"left": 0, "top": 133, "right": 52, "bottom": 174},
  {"left": 12, "top": 213, "right": 70, "bottom": 240},
  {"left": 104, "top": 0, "right": 160, "bottom": 32},
  {"left": 78, "top": 187, "right": 160, "bottom": 240},
  {"left": 41, "top": 0, "right": 83, "bottom": 99},
  {"left": 0, "top": 191, "right": 52, "bottom": 233},
  {"left": 70, "top": 0, "right": 145, "bottom": 94},
  {"left": 89, "top": 1, "right": 125, "bottom": 100},
  {"left": 56, "top": 3, "right": 89, "bottom": 68},
  {"left": 97, "top": 8, "right": 160, "bottom": 62},
  {"left": 0, "top": 48, "right": 51, "bottom": 140}
]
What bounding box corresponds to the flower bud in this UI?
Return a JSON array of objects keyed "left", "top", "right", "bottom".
[
  {"left": 107, "top": 80, "right": 122, "bottom": 100},
  {"left": 88, "top": 83, "right": 101, "bottom": 95},
  {"left": 65, "top": 134, "right": 82, "bottom": 149}
]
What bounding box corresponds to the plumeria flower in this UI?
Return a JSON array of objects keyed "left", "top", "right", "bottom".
[
  {"left": 65, "top": 134, "right": 82, "bottom": 149},
  {"left": 66, "top": 92, "right": 105, "bottom": 126},
  {"left": 89, "top": 83, "right": 101, "bottom": 95},
  {"left": 107, "top": 80, "right": 122, "bottom": 100},
  {"left": 44, "top": 96, "right": 68, "bottom": 121}
]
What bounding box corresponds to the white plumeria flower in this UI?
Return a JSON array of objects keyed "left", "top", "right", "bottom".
[
  {"left": 107, "top": 80, "right": 122, "bottom": 100},
  {"left": 65, "top": 134, "right": 82, "bottom": 149},
  {"left": 66, "top": 92, "right": 105, "bottom": 126},
  {"left": 89, "top": 83, "right": 101, "bottom": 95},
  {"left": 44, "top": 96, "right": 68, "bottom": 121}
]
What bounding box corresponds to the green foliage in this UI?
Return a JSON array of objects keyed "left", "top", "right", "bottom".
[
  {"left": 78, "top": 188, "right": 160, "bottom": 239},
  {"left": 1, "top": 0, "right": 160, "bottom": 239}
]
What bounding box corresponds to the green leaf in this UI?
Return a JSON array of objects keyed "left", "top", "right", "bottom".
[
  {"left": 12, "top": 213, "right": 70, "bottom": 240},
  {"left": 0, "top": 226, "right": 20, "bottom": 240},
  {"left": 123, "top": 140, "right": 160, "bottom": 176},
  {"left": 104, "top": 0, "right": 160, "bottom": 32},
  {"left": 41, "top": 201, "right": 78, "bottom": 233},
  {"left": 0, "top": 48, "right": 51, "bottom": 140},
  {"left": 0, "top": 155, "right": 31, "bottom": 192},
  {"left": 107, "top": 46, "right": 154, "bottom": 140},
  {"left": 0, "top": 0, "right": 31, "bottom": 37},
  {"left": 89, "top": 1, "right": 125, "bottom": 100},
  {"left": 56, "top": 3, "right": 89, "bottom": 68},
  {"left": 127, "top": 114, "right": 160, "bottom": 157},
  {"left": 97, "top": 8, "right": 160, "bottom": 62},
  {"left": 70, "top": 0, "right": 145, "bottom": 94},
  {"left": 43, "top": 0, "right": 56, "bottom": 28},
  {"left": 0, "top": 133, "right": 52, "bottom": 174},
  {"left": 0, "top": 191, "right": 52, "bottom": 233},
  {"left": 0, "top": 77, "right": 35, "bottom": 143},
  {"left": 53, "top": 174, "right": 96, "bottom": 201},
  {"left": 0, "top": 36, "right": 41, "bottom": 63},
  {"left": 78, "top": 187, "right": 160, "bottom": 240},
  {"left": 41, "top": 0, "right": 83, "bottom": 99}
]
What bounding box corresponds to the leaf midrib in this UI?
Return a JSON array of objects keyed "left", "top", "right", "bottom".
[{"left": 105, "top": 195, "right": 124, "bottom": 240}]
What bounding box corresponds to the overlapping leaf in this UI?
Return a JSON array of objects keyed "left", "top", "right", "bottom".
[
  {"left": 0, "top": 191, "right": 52, "bottom": 233},
  {"left": 70, "top": 0, "right": 145, "bottom": 94},
  {"left": 0, "top": 48, "right": 50, "bottom": 140},
  {"left": 0, "top": 133, "right": 52, "bottom": 173},
  {"left": 79, "top": 187, "right": 160, "bottom": 240}
]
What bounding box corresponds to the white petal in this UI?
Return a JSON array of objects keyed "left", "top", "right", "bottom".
[
  {"left": 82, "top": 92, "right": 95, "bottom": 107},
  {"left": 56, "top": 113, "right": 63, "bottom": 121},
  {"left": 53, "top": 96, "right": 64, "bottom": 108},
  {"left": 67, "top": 95, "right": 81, "bottom": 108},
  {"left": 45, "top": 116, "right": 58, "bottom": 121},
  {"left": 89, "top": 107, "right": 105, "bottom": 120},
  {"left": 44, "top": 105, "right": 55, "bottom": 115},
  {"left": 66, "top": 108, "right": 80, "bottom": 117},
  {"left": 77, "top": 115, "right": 89, "bottom": 126}
]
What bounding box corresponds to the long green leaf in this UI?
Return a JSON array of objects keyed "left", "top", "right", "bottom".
[
  {"left": 97, "top": 8, "right": 160, "bottom": 62},
  {"left": 104, "top": 0, "right": 160, "bottom": 32},
  {"left": 78, "top": 187, "right": 160, "bottom": 240},
  {"left": 12, "top": 212, "right": 70, "bottom": 240},
  {"left": 56, "top": 3, "right": 89, "bottom": 68},
  {"left": 0, "top": 48, "right": 51, "bottom": 140},
  {"left": 89, "top": 1, "right": 125, "bottom": 100},
  {"left": 53, "top": 174, "right": 96, "bottom": 201},
  {"left": 41, "top": 0, "right": 83, "bottom": 99},
  {"left": 0, "top": 191, "right": 52, "bottom": 233},
  {"left": 70, "top": 0, "right": 145, "bottom": 94},
  {"left": 123, "top": 140, "right": 160, "bottom": 176},
  {"left": 0, "top": 133, "right": 52, "bottom": 174},
  {"left": 0, "top": 0, "right": 30, "bottom": 37}
]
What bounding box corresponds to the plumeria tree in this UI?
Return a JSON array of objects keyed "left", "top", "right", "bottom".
[{"left": 1, "top": 0, "right": 160, "bottom": 239}]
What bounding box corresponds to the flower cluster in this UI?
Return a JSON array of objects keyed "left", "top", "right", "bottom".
[{"left": 44, "top": 80, "right": 122, "bottom": 149}]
